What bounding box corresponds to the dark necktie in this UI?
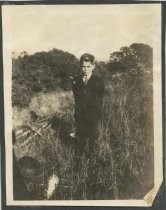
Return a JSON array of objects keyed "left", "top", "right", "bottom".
[{"left": 84, "top": 76, "right": 88, "bottom": 84}]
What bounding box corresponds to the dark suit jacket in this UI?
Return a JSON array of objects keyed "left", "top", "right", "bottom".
[{"left": 72, "top": 71, "right": 104, "bottom": 135}]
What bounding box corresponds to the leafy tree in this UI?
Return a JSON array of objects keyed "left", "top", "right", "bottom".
[{"left": 107, "top": 43, "right": 152, "bottom": 74}]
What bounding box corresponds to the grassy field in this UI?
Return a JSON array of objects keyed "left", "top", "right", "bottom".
[{"left": 13, "top": 71, "right": 154, "bottom": 200}]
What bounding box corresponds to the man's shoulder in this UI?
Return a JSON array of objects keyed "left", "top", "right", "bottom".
[
  {"left": 72, "top": 75, "right": 82, "bottom": 86},
  {"left": 91, "top": 72, "right": 104, "bottom": 83}
]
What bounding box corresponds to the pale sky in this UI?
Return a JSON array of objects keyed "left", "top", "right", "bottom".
[{"left": 2, "top": 4, "right": 160, "bottom": 61}]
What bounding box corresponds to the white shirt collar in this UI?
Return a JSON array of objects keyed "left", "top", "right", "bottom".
[{"left": 83, "top": 73, "right": 92, "bottom": 83}]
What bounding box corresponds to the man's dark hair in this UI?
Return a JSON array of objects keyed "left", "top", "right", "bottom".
[{"left": 80, "top": 53, "right": 95, "bottom": 65}]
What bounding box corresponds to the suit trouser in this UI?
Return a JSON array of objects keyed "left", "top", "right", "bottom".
[{"left": 75, "top": 114, "right": 99, "bottom": 157}]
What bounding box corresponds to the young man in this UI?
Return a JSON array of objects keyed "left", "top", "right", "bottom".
[{"left": 72, "top": 53, "right": 104, "bottom": 157}]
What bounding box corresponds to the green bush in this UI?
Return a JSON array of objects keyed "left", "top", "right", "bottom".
[{"left": 12, "top": 49, "right": 79, "bottom": 108}]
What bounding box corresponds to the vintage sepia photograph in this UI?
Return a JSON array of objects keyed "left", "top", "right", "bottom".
[{"left": 2, "top": 3, "right": 163, "bottom": 206}]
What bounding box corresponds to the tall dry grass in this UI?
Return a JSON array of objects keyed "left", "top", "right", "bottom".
[{"left": 13, "top": 72, "right": 154, "bottom": 200}]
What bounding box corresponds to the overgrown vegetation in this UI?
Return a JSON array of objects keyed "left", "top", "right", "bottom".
[
  {"left": 13, "top": 43, "right": 153, "bottom": 200},
  {"left": 12, "top": 49, "right": 80, "bottom": 107}
]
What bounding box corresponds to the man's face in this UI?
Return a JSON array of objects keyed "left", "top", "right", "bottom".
[{"left": 81, "top": 61, "right": 95, "bottom": 77}]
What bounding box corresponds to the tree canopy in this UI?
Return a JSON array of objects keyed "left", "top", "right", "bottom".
[{"left": 107, "top": 43, "right": 153, "bottom": 74}]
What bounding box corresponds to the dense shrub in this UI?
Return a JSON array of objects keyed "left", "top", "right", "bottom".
[{"left": 12, "top": 49, "right": 79, "bottom": 107}]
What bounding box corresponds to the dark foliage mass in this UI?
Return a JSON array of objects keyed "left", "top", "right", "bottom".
[
  {"left": 13, "top": 44, "right": 154, "bottom": 200},
  {"left": 12, "top": 49, "right": 80, "bottom": 107},
  {"left": 107, "top": 43, "right": 153, "bottom": 74}
]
